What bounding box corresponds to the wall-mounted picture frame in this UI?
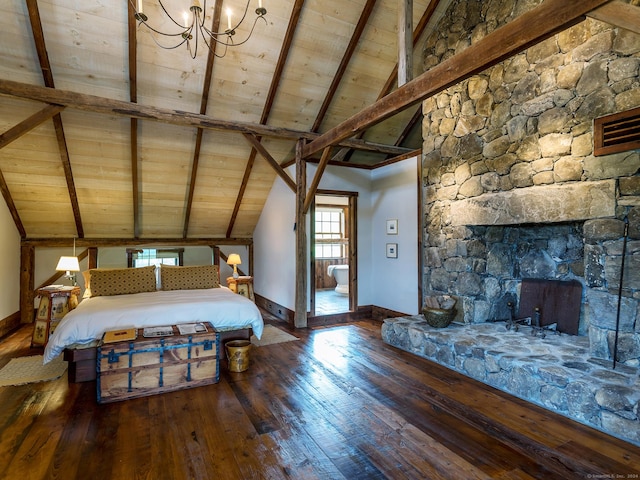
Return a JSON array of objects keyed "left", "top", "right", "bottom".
[
  {"left": 386, "top": 219, "right": 398, "bottom": 235},
  {"left": 386, "top": 243, "right": 398, "bottom": 258}
]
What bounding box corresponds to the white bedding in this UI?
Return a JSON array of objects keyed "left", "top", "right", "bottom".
[{"left": 43, "top": 286, "right": 263, "bottom": 363}]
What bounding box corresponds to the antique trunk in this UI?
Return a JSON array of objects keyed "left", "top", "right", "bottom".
[{"left": 97, "top": 323, "right": 219, "bottom": 404}]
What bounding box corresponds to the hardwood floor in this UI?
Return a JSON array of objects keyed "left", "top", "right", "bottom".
[{"left": 1, "top": 317, "right": 639, "bottom": 479}]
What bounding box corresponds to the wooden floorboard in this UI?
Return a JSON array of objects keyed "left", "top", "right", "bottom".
[{"left": 0, "top": 315, "right": 639, "bottom": 479}]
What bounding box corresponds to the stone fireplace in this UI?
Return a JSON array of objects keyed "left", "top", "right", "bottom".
[
  {"left": 429, "top": 178, "right": 640, "bottom": 367},
  {"left": 383, "top": 0, "right": 640, "bottom": 447}
]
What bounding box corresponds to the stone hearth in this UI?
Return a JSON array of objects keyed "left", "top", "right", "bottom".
[{"left": 382, "top": 315, "right": 640, "bottom": 447}]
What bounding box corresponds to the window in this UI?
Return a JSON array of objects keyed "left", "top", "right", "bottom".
[
  {"left": 315, "top": 207, "right": 346, "bottom": 259},
  {"left": 126, "top": 248, "right": 184, "bottom": 268}
]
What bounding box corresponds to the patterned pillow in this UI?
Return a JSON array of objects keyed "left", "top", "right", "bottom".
[
  {"left": 160, "top": 264, "right": 220, "bottom": 291},
  {"left": 88, "top": 266, "right": 157, "bottom": 297}
]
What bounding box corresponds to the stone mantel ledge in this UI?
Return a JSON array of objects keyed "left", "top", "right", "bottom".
[
  {"left": 448, "top": 180, "right": 616, "bottom": 226},
  {"left": 382, "top": 316, "right": 640, "bottom": 447}
]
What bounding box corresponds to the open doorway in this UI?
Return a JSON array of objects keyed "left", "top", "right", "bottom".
[{"left": 310, "top": 191, "right": 357, "bottom": 317}]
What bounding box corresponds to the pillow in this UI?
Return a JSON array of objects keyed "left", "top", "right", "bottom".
[
  {"left": 88, "top": 266, "right": 157, "bottom": 297},
  {"left": 160, "top": 264, "right": 220, "bottom": 291}
]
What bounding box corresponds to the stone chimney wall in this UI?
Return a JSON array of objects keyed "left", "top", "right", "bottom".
[{"left": 420, "top": 0, "right": 640, "bottom": 365}]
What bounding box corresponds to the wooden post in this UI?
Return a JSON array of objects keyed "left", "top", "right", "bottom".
[
  {"left": 20, "top": 245, "right": 35, "bottom": 324},
  {"left": 295, "top": 139, "right": 307, "bottom": 328},
  {"left": 88, "top": 247, "right": 98, "bottom": 269},
  {"left": 398, "top": 0, "right": 413, "bottom": 87}
]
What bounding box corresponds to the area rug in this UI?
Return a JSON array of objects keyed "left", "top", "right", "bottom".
[
  {"left": 251, "top": 324, "right": 299, "bottom": 347},
  {"left": 0, "top": 355, "right": 67, "bottom": 387}
]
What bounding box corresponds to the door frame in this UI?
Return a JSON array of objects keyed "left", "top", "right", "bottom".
[{"left": 310, "top": 190, "right": 358, "bottom": 317}]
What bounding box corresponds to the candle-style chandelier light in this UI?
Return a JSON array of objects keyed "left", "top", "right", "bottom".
[{"left": 131, "top": 0, "right": 267, "bottom": 58}]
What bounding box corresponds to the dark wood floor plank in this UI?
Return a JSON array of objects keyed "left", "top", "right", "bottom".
[
  {"left": 0, "top": 318, "right": 638, "bottom": 479},
  {"left": 236, "top": 346, "right": 387, "bottom": 479}
]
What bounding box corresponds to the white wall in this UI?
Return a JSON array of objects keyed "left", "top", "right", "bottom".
[
  {"left": 0, "top": 199, "right": 20, "bottom": 319},
  {"left": 253, "top": 157, "right": 419, "bottom": 314},
  {"left": 371, "top": 158, "right": 420, "bottom": 315},
  {"left": 253, "top": 171, "right": 298, "bottom": 310}
]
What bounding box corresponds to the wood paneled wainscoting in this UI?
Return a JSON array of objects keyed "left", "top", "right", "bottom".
[{"left": 1, "top": 315, "right": 638, "bottom": 479}]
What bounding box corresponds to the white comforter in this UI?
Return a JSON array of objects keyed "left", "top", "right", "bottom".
[{"left": 44, "top": 286, "right": 263, "bottom": 363}]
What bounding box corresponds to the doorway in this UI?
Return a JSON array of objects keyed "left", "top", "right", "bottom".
[{"left": 310, "top": 191, "right": 357, "bottom": 317}]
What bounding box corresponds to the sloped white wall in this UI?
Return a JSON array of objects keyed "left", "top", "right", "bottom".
[
  {"left": 254, "top": 157, "right": 419, "bottom": 314},
  {"left": 0, "top": 199, "right": 20, "bottom": 319},
  {"left": 253, "top": 169, "right": 298, "bottom": 310}
]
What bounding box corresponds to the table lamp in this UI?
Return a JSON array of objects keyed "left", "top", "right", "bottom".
[{"left": 227, "top": 253, "right": 241, "bottom": 279}]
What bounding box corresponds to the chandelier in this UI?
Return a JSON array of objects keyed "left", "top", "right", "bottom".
[{"left": 132, "top": 0, "right": 267, "bottom": 58}]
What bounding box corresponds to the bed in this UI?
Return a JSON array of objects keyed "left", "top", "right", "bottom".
[{"left": 43, "top": 264, "right": 264, "bottom": 382}]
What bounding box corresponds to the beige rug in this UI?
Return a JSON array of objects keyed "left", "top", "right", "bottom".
[
  {"left": 251, "top": 324, "right": 299, "bottom": 347},
  {"left": 0, "top": 355, "right": 67, "bottom": 387}
]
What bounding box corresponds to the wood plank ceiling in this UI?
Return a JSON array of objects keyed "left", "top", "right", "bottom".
[
  {"left": 0, "top": 0, "right": 444, "bottom": 241},
  {"left": 2, "top": 1, "right": 635, "bottom": 243}
]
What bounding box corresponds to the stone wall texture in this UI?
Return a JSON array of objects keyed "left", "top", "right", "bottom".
[{"left": 420, "top": 0, "right": 640, "bottom": 366}]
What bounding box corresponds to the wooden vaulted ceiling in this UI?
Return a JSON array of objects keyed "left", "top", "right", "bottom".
[
  {"left": 0, "top": 0, "right": 441, "bottom": 241},
  {"left": 0, "top": 0, "right": 637, "bottom": 242}
]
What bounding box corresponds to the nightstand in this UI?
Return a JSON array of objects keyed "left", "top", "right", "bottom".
[
  {"left": 31, "top": 286, "right": 81, "bottom": 347},
  {"left": 226, "top": 276, "right": 254, "bottom": 301}
]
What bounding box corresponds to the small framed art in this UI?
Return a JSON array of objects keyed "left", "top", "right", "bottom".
[
  {"left": 386, "top": 243, "right": 398, "bottom": 258},
  {"left": 386, "top": 219, "right": 398, "bottom": 235}
]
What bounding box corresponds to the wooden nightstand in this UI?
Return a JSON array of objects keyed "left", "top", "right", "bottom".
[
  {"left": 32, "top": 286, "right": 81, "bottom": 347},
  {"left": 226, "top": 276, "right": 254, "bottom": 301}
]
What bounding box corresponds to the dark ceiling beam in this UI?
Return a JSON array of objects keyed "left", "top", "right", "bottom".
[
  {"left": 0, "top": 170, "right": 25, "bottom": 238},
  {"left": 0, "top": 79, "right": 410, "bottom": 156},
  {"left": 0, "top": 104, "right": 65, "bottom": 149},
  {"left": 311, "top": 0, "right": 377, "bottom": 133},
  {"left": 588, "top": 0, "right": 640, "bottom": 34},
  {"left": 26, "top": 0, "right": 84, "bottom": 238},
  {"left": 304, "top": 0, "right": 612, "bottom": 158},
  {"left": 22, "top": 237, "right": 253, "bottom": 248},
  {"left": 303, "top": 147, "right": 332, "bottom": 214},
  {"left": 0, "top": 104, "right": 66, "bottom": 238},
  {"left": 227, "top": 0, "right": 305, "bottom": 238},
  {"left": 184, "top": 1, "right": 223, "bottom": 239},
  {"left": 333, "top": 0, "right": 439, "bottom": 163},
  {"left": 242, "top": 133, "right": 297, "bottom": 192},
  {"left": 127, "top": 0, "right": 141, "bottom": 239}
]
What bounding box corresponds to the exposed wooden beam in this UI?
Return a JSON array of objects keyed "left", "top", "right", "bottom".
[
  {"left": 127, "top": 0, "right": 140, "bottom": 239},
  {"left": 588, "top": 0, "right": 640, "bottom": 34},
  {"left": 304, "top": 0, "right": 610, "bottom": 158},
  {"left": 0, "top": 104, "right": 65, "bottom": 149},
  {"left": 26, "top": 0, "right": 84, "bottom": 238},
  {"left": 311, "top": 0, "right": 377, "bottom": 133},
  {"left": 226, "top": 0, "right": 304, "bottom": 238},
  {"left": 332, "top": 0, "right": 439, "bottom": 163},
  {"left": 294, "top": 139, "right": 307, "bottom": 328},
  {"left": 22, "top": 237, "right": 253, "bottom": 248},
  {"left": 0, "top": 169, "right": 26, "bottom": 238},
  {"left": 226, "top": 149, "right": 257, "bottom": 239},
  {"left": 303, "top": 147, "right": 332, "bottom": 214},
  {"left": 242, "top": 133, "right": 297, "bottom": 192},
  {"left": 393, "top": 104, "right": 422, "bottom": 149},
  {"left": 184, "top": 1, "right": 223, "bottom": 239},
  {"left": 0, "top": 79, "right": 410, "bottom": 156},
  {"left": 20, "top": 245, "right": 35, "bottom": 324},
  {"left": 398, "top": 0, "right": 413, "bottom": 87}
]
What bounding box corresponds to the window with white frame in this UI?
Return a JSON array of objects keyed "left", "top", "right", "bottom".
[
  {"left": 126, "top": 248, "right": 184, "bottom": 268},
  {"left": 315, "top": 207, "right": 346, "bottom": 259}
]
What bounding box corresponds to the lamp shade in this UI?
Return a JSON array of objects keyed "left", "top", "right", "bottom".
[
  {"left": 56, "top": 256, "right": 80, "bottom": 272},
  {"left": 226, "top": 254, "right": 242, "bottom": 266}
]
